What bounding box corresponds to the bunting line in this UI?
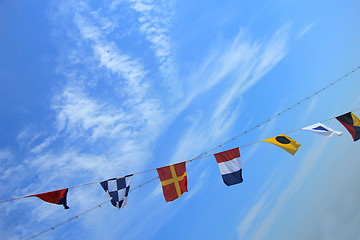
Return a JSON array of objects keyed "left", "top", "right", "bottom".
[
  {"left": 1, "top": 66, "right": 359, "bottom": 205},
  {"left": 26, "top": 200, "right": 109, "bottom": 240},
  {"left": 26, "top": 177, "right": 160, "bottom": 240},
  {"left": 191, "top": 66, "right": 360, "bottom": 158},
  {"left": 0, "top": 155, "right": 212, "bottom": 204},
  {"left": 236, "top": 106, "right": 360, "bottom": 149},
  {"left": 25, "top": 107, "right": 360, "bottom": 239}
]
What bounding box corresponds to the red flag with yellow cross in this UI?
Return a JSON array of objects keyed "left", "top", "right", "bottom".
[{"left": 157, "top": 162, "right": 188, "bottom": 202}]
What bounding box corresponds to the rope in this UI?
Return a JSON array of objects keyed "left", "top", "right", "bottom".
[
  {"left": 26, "top": 177, "right": 160, "bottom": 240},
  {"left": 191, "top": 66, "right": 360, "bottom": 158},
  {"left": 26, "top": 106, "right": 360, "bottom": 239},
  {"left": 1, "top": 65, "right": 359, "bottom": 204}
]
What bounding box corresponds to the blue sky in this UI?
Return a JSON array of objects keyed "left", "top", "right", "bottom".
[{"left": 1, "top": 0, "right": 360, "bottom": 239}]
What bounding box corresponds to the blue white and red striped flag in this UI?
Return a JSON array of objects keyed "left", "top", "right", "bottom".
[{"left": 214, "top": 147, "right": 243, "bottom": 186}]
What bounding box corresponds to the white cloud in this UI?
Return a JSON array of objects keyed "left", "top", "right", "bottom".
[
  {"left": 238, "top": 137, "right": 330, "bottom": 239},
  {"left": 147, "top": 181, "right": 163, "bottom": 199},
  {"left": 16, "top": 127, "right": 44, "bottom": 149},
  {"left": 294, "top": 97, "right": 327, "bottom": 130},
  {"left": 1, "top": 1, "right": 305, "bottom": 239},
  {"left": 243, "top": 105, "right": 283, "bottom": 162},
  {"left": 130, "top": 0, "right": 179, "bottom": 93},
  {"left": 52, "top": 85, "right": 131, "bottom": 140},
  {"left": 0, "top": 148, "right": 13, "bottom": 162},
  {"left": 182, "top": 25, "right": 291, "bottom": 122},
  {"left": 238, "top": 190, "right": 271, "bottom": 239},
  {"left": 255, "top": 136, "right": 360, "bottom": 240},
  {"left": 183, "top": 165, "right": 209, "bottom": 202},
  {"left": 239, "top": 24, "right": 291, "bottom": 93},
  {"left": 297, "top": 21, "right": 316, "bottom": 39},
  {"left": 30, "top": 136, "right": 54, "bottom": 154},
  {"left": 0, "top": 3, "right": 170, "bottom": 230},
  {"left": 169, "top": 25, "right": 292, "bottom": 166}
]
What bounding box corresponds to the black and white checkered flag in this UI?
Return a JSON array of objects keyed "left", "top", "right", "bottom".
[{"left": 100, "top": 174, "right": 133, "bottom": 209}]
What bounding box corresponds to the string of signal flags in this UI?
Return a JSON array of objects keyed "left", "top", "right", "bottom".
[
  {"left": 0, "top": 66, "right": 357, "bottom": 239},
  {"left": 26, "top": 109, "right": 360, "bottom": 240},
  {"left": 23, "top": 110, "right": 360, "bottom": 208}
]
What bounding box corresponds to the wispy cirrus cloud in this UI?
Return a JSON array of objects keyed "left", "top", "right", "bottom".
[
  {"left": 10, "top": 1, "right": 171, "bottom": 192},
  {"left": 297, "top": 21, "right": 316, "bottom": 39},
  {"left": 0, "top": 148, "right": 13, "bottom": 162},
  {"left": 237, "top": 137, "right": 330, "bottom": 239},
  {"left": 53, "top": 85, "right": 132, "bottom": 140},
  {"left": 2, "top": 1, "right": 304, "bottom": 239},
  {"left": 129, "top": 0, "right": 180, "bottom": 94},
  {"left": 0, "top": 3, "right": 172, "bottom": 236},
  {"left": 238, "top": 190, "right": 271, "bottom": 239},
  {"left": 170, "top": 24, "right": 293, "bottom": 165}
]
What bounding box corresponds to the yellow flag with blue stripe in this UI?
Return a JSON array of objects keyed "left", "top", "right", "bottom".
[{"left": 262, "top": 134, "right": 301, "bottom": 155}]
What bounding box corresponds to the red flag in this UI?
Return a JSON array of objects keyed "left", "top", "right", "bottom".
[
  {"left": 31, "top": 188, "right": 69, "bottom": 209},
  {"left": 157, "top": 162, "right": 187, "bottom": 202}
]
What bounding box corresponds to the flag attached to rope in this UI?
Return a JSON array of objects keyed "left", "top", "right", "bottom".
[
  {"left": 100, "top": 175, "right": 133, "bottom": 209},
  {"left": 214, "top": 147, "right": 243, "bottom": 186},
  {"left": 336, "top": 112, "right": 360, "bottom": 142},
  {"left": 262, "top": 134, "right": 301, "bottom": 155},
  {"left": 302, "top": 123, "right": 342, "bottom": 137},
  {"left": 157, "top": 162, "right": 187, "bottom": 202},
  {"left": 31, "top": 188, "right": 69, "bottom": 209}
]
